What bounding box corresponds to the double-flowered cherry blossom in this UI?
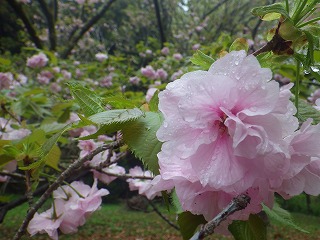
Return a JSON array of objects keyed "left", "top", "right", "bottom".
[
  {"left": 28, "top": 179, "right": 109, "bottom": 239},
  {"left": 151, "top": 50, "right": 320, "bottom": 230}
]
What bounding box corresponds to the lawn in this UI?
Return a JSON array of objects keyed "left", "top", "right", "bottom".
[{"left": 1, "top": 200, "right": 320, "bottom": 240}]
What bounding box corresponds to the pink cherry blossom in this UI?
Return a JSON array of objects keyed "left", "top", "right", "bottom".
[
  {"left": 173, "top": 53, "right": 183, "bottom": 60},
  {"left": 192, "top": 44, "right": 201, "bottom": 50},
  {"left": 141, "top": 65, "right": 157, "bottom": 79},
  {"left": 95, "top": 53, "right": 108, "bottom": 62},
  {"left": 145, "top": 88, "right": 157, "bottom": 103},
  {"left": 27, "top": 53, "right": 49, "bottom": 68},
  {"left": 161, "top": 47, "right": 170, "bottom": 55},
  {"left": 93, "top": 163, "right": 126, "bottom": 184},
  {"left": 0, "top": 72, "right": 13, "bottom": 90},
  {"left": 152, "top": 50, "right": 320, "bottom": 229},
  {"left": 61, "top": 70, "right": 72, "bottom": 79},
  {"left": 156, "top": 68, "right": 168, "bottom": 80},
  {"left": 100, "top": 75, "right": 113, "bottom": 87},
  {"left": 129, "top": 76, "right": 140, "bottom": 85},
  {"left": 126, "top": 166, "right": 159, "bottom": 199},
  {"left": 170, "top": 70, "right": 183, "bottom": 81},
  {"left": 27, "top": 207, "right": 63, "bottom": 240}
]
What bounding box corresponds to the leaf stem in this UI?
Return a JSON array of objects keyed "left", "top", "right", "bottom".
[{"left": 295, "top": 61, "right": 301, "bottom": 115}]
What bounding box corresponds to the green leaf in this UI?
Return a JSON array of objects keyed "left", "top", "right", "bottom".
[
  {"left": 43, "top": 145, "right": 61, "bottom": 171},
  {"left": 103, "top": 95, "right": 137, "bottom": 109},
  {"left": 251, "top": 3, "right": 290, "bottom": 20},
  {"left": 171, "top": 190, "right": 183, "bottom": 214},
  {"left": 67, "top": 82, "right": 105, "bottom": 117},
  {"left": 19, "top": 124, "right": 71, "bottom": 170},
  {"left": 88, "top": 108, "right": 144, "bottom": 126},
  {"left": 190, "top": 50, "right": 215, "bottom": 70},
  {"left": 229, "top": 38, "right": 249, "bottom": 52},
  {"left": 0, "top": 57, "right": 11, "bottom": 66},
  {"left": 262, "top": 12, "right": 281, "bottom": 21},
  {"left": 228, "top": 214, "right": 267, "bottom": 240},
  {"left": 297, "top": 99, "right": 320, "bottom": 124},
  {"left": 177, "top": 211, "right": 206, "bottom": 240},
  {"left": 121, "top": 112, "right": 163, "bottom": 174},
  {"left": 262, "top": 203, "right": 308, "bottom": 233},
  {"left": 0, "top": 155, "right": 15, "bottom": 167},
  {"left": 148, "top": 90, "right": 159, "bottom": 112}
]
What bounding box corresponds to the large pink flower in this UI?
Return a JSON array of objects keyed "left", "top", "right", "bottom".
[{"left": 153, "top": 50, "right": 320, "bottom": 225}]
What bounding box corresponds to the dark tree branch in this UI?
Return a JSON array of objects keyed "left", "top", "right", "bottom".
[
  {"left": 190, "top": 194, "right": 251, "bottom": 240},
  {"left": 12, "top": 141, "right": 120, "bottom": 240},
  {"left": 5, "top": 0, "right": 43, "bottom": 49},
  {"left": 201, "top": 0, "right": 230, "bottom": 20},
  {"left": 60, "top": 0, "right": 117, "bottom": 58},
  {"left": 148, "top": 199, "right": 180, "bottom": 231},
  {"left": 153, "top": 0, "right": 166, "bottom": 48},
  {"left": 37, "top": 0, "right": 57, "bottom": 50}
]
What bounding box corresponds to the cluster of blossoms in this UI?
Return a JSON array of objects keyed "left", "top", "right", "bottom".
[
  {"left": 26, "top": 53, "right": 48, "bottom": 68},
  {"left": 150, "top": 50, "right": 320, "bottom": 233},
  {"left": 27, "top": 179, "right": 109, "bottom": 240},
  {"left": 0, "top": 118, "right": 31, "bottom": 182},
  {"left": 141, "top": 65, "right": 168, "bottom": 81}
]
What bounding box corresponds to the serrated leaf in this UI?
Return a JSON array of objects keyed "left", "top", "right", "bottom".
[
  {"left": 297, "top": 99, "right": 320, "bottom": 124},
  {"left": 121, "top": 112, "right": 163, "bottom": 174},
  {"left": 251, "top": 3, "right": 290, "bottom": 20},
  {"left": 19, "top": 124, "right": 71, "bottom": 170},
  {"left": 190, "top": 50, "right": 215, "bottom": 70},
  {"left": 103, "top": 95, "right": 137, "bottom": 109},
  {"left": 88, "top": 108, "right": 144, "bottom": 126},
  {"left": 148, "top": 90, "right": 159, "bottom": 112},
  {"left": 43, "top": 145, "right": 61, "bottom": 171},
  {"left": 229, "top": 38, "right": 249, "bottom": 52},
  {"left": 228, "top": 214, "right": 267, "bottom": 240},
  {"left": 177, "top": 211, "right": 206, "bottom": 240},
  {"left": 262, "top": 203, "right": 308, "bottom": 233},
  {"left": 67, "top": 82, "right": 105, "bottom": 117},
  {"left": 171, "top": 189, "right": 183, "bottom": 214}
]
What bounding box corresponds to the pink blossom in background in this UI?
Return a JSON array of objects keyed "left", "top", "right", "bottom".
[
  {"left": 141, "top": 65, "right": 157, "bottom": 79},
  {"left": 173, "top": 53, "right": 183, "bottom": 60},
  {"left": 126, "top": 166, "right": 159, "bottom": 199},
  {"left": 195, "top": 26, "right": 203, "bottom": 32},
  {"left": 75, "top": 0, "right": 85, "bottom": 4},
  {"left": 95, "top": 53, "right": 108, "bottom": 62},
  {"left": 145, "top": 49, "right": 153, "bottom": 55},
  {"left": 308, "top": 89, "right": 320, "bottom": 103},
  {"left": 3, "top": 128, "right": 31, "bottom": 140},
  {"left": 151, "top": 50, "right": 320, "bottom": 231},
  {"left": 156, "top": 68, "right": 168, "bottom": 80},
  {"left": 0, "top": 160, "right": 17, "bottom": 183},
  {"left": 17, "top": 74, "right": 28, "bottom": 85},
  {"left": 0, "top": 72, "right": 13, "bottom": 90},
  {"left": 52, "top": 67, "right": 61, "bottom": 73},
  {"left": 161, "top": 47, "right": 170, "bottom": 55},
  {"left": 170, "top": 69, "right": 183, "bottom": 81},
  {"left": 129, "top": 76, "right": 140, "bottom": 85},
  {"left": 274, "top": 73, "right": 290, "bottom": 86},
  {"left": 37, "top": 70, "right": 53, "bottom": 85},
  {"left": 100, "top": 75, "right": 113, "bottom": 87},
  {"left": 61, "top": 70, "right": 72, "bottom": 80},
  {"left": 145, "top": 88, "right": 157, "bottom": 103},
  {"left": 93, "top": 163, "right": 126, "bottom": 184},
  {"left": 192, "top": 43, "right": 201, "bottom": 50},
  {"left": 27, "top": 53, "right": 48, "bottom": 68},
  {"left": 50, "top": 82, "right": 62, "bottom": 93}
]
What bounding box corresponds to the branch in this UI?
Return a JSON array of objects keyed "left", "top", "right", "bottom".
[
  {"left": 148, "top": 199, "right": 180, "bottom": 231},
  {"left": 5, "top": 0, "right": 43, "bottom": 49},
  {"left": 37, "top": 0, "right": 57, "bottom": 50},
  {"left": 190, "top": 194, "right": 251, "bottom": 240},
  {"left": 60, "top": 0, "right": 117, "bottom": 58},
  {"left": 153, "top": 0, "right": 166, "bottom": 48},
  {"left": 201, "top": 0, "right": 230, "bottom": 20},
  {"left": 12, "top": 141, "right": 120, "bottom": 240}
]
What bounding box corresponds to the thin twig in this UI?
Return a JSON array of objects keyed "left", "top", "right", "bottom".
[
  {"left": 148, "top": 199, "right": 180, "bottom": 231},
  {"left": 12, "top": 141, "right": 120, "bottom": 240},
  {"left": 190, "top": 194, "right": 251, "bottom": 240}
]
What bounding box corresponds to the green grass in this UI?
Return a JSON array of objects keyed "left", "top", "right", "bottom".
[{"left": 1, "top": 201, "right": 320, "bottom": 240}]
